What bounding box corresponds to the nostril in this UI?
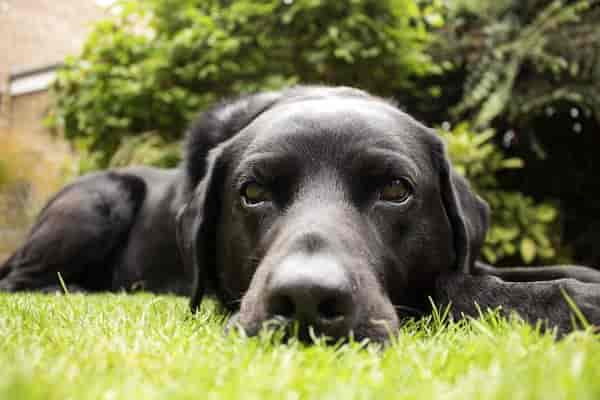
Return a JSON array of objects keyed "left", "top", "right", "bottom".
[
  {"left": 268, "top": 294, "right": 295, "bottom": 318},
  {"left": 317, "top": 296, "right": 347, "bottom": 321}
]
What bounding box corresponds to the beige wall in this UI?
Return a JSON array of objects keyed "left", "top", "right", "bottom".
[
  {"left": 0, "top": 1, "right": 106, "bottom": 260},
  {"left": 7, "top": 90, "right": 72, "bottom": 157},
  {"left": 0, "top": 0, "right": 107, "bottom": 132},
  {"left": 0, "top": 0, "right": 106, "bottom": 92},
  {"left": 0, "top": 105, "right": 8, "bottom": 133},
  {"left": 8, "top": 91, "right": 50, "bottom": 135},
  {"left": 0, "top": 0, "right": 108, "bottom": 172},
  {"left": 0, "top": 90, "right": 75, "bottom": 262}
]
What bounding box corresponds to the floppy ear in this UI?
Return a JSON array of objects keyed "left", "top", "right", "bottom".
[
  {"left": 429, "top": 133, "right": 490, "bottom": 273},
  {"left": 184, "top": 91, "right": 283, "bottom": 188},
  {"left": 176, "top": 147, "right": 226, "bottom": 312},
  {"left": 178, "top": 90, "right": 289, "bottom": 312}
]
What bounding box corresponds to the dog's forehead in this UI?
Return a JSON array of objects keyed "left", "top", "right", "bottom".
[{"left": 240, "top": 97, "right": 427, "bottom": 156}]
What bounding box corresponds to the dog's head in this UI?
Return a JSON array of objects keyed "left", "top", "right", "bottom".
[{"left": 177, "top": 86, "right": 489, "bottom": 343}]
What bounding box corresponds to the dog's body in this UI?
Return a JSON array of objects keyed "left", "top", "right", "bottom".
[
  {"left": 2, "top": 86, "right": 600, "bottom": 341},
  {"left": 0, "top": 167, "right": 192, "bottom": 294}
]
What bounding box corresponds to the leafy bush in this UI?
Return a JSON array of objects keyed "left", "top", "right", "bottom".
[
  {"left": 435, "top": 0, "right": 599, "bottom": 128},
  {"left": 49, "top": 0, "right": 441, "bottom": 169},
  {"left": 108, "top": 132, "right": 181, "bottom": 169},
  {"left": 428, "top": 0, "right": 600, "bottom": 266},
  {"left": 439, "top": 123, "right": 558, "bottom": 264}
]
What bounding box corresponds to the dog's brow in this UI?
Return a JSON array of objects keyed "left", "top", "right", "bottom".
[
  {"left": 234, "top": 152, "right": 299, "bottom": 182},
  {"left": 350, "top": 148, "right": 419, "bottom": 181}
]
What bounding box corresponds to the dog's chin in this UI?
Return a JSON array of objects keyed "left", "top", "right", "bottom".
[{"left": 224, "top": 312, "right": 396, "bottom": 345}]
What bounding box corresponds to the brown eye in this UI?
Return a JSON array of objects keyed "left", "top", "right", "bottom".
[
  {"left": 380, "top": 179, "right": 412, "bottom": 203},
  {"left": 241, "top": 182, "right": 272, "bottom": 206}
]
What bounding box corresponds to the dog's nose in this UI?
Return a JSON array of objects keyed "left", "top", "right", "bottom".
[{"left": 266, "top": 253, "right": 355, "bottom": 333}]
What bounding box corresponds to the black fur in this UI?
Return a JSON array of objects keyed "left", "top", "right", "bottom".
[{"left": 2, "top": 85, "right": 599, "bottom": 342}]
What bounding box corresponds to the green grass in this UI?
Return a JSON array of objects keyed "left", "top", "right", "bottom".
[{"left": 1, "top": 293, "right": 599, "bottom": 400}]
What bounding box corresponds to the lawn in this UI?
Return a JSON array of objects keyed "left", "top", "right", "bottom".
[{"left": 0, "top": 293, "right": 599, "bottom": 400}]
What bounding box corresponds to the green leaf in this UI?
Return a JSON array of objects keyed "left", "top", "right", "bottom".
[
  {"left": 500, "top": 158, "right": 524, "bottom": 169},
  {"left": 520, "top": 238, "right": 537, "bottom": 264},
  {"left": 536, "top": 205, "right": 557, "bottom": 222},
  {"left": 482, "top": 247, "right": 498, "bottom": 263}
]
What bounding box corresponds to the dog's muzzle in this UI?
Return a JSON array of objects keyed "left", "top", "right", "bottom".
[{"left": 263, "top": 253, "right": 356, "bottom": 339}]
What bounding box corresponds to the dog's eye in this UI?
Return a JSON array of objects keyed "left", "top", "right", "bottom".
[
  {"left": 241, "top": 182, "right": 273, "bottom": 206},
  {"left": 380, "top": 179, "right": 412, "bottom": 203}
]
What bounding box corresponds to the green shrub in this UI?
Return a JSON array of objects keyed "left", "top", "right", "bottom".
[
  {"left": 49, "top": 0, "right": 441, "bottom": 169},
  {"left": 435, "top": 0, "right": 599, "bottom": 128},
  {"left": 108, "top": 132, "right": 181, "bottom": 169},
  {"left": 427, "top": 0, "right": 600, "bottom": 266},
  {"left": 439, "top": 123, "right": 558, "bottom": 264}
]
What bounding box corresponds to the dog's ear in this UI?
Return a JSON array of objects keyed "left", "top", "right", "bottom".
[
  {"left": 428, "top": 131, "right": 490, "bottom": 272},
  {"left": 178, "top": 91, "right": 287, "bottom": 312},
  {"left": 176, "top": 147, "right": 226, "bottom": 312},
  {"left": 184, "top": 91, "right": 283, "bottom": 188}
]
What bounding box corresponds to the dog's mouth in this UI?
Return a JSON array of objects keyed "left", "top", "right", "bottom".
[
  {"left": 224, "top": 304, "right": 423, "bottom": 344},
  {"left": 225, "top": 313, "right": 354, "bottom": 344},
  {"left": 219, "top": 236, "right": 421, "bottom": 344}
]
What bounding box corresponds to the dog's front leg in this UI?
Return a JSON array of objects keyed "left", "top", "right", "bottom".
[{"left": 434, "top": 273, "right": 600, "bottom": 335}]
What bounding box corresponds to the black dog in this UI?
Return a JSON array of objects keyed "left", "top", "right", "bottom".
[{"left": 2, "top": 86, "right": 599, "bottom": 341}]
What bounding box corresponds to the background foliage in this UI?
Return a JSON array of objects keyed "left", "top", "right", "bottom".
[
  {"left": 439, "top": 0, "right": 600, "bottom": 128},
  {"left": 40, "top": 0, "right": 600, "bottom": 266},
  {"left": 49, "top": 0, "right": 439, "bottom": 171},
  {"left": 429, "top": 0, "right": 600, "bottom": 266},
  {"left": 440, "top": 124, "right": 558, "bottom": 264}
]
